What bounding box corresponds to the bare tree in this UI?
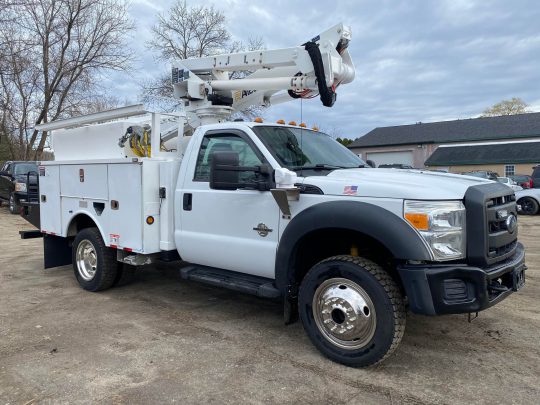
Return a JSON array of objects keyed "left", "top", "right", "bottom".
[
  {"left": 149, "top": 1, "right": 231, "bottom": 60},
  {"left": 481, "top": 97, "right": 531, "bottom": 117},
  {"left": 0, "top": 0, "right": 134, "bottom": 160},
  {"left": 142, "top": 0, "right": 265, "bottom": 112}
]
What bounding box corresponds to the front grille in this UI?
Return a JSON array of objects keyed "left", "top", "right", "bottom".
[{"left": 464, "top": 183, "right": 518, "bottom": 267}]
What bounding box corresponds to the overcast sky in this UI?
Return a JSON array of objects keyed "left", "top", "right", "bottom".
[{"left": 103, "top": 0, "right": 540, "bottom": 139}]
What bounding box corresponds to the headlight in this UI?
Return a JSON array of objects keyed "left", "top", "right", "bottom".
[
  {"left": 404, "top": 200, "right": 466, "bottom": 261},
  {"left": 15, "top": 182, "right": 27, "bottom": 192}
]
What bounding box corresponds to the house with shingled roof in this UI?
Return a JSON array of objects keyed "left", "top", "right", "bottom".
[{"left": 348, "top": 112, "right": 540, "bottom": 176}]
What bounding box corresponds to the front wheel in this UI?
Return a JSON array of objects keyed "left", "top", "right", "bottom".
[
  {"left": 518, "top": 197, "right": 539, "bottom": 215},
  {"left": 299, "top": 255, "right": 405, "bottom": 367},
  {"left": 72, "top": 228, "right": 118, "bottom": 291}
]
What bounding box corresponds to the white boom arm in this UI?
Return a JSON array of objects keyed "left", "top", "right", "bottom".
[
  {"left": 172, "top": 23, "right": 354, "bottom": 121},
  {"left": 33, "top": 23, "right": 354, "bottom": 161}
]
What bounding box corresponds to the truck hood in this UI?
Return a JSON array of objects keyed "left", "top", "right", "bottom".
[{"left": 300, "top": 169, "right": 490, "bottom": 200}]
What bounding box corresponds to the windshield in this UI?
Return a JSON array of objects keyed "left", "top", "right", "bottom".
[
  {"left": 14, "top": 163, "right": 38, "bottom": 175},
  {"left": 252, "top": 126, "right": 366, "bottom": 174}
]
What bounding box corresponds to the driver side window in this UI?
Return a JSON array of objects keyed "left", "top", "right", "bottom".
[{"left": 194, "top": 133, "right": 263, "bottom": 182}]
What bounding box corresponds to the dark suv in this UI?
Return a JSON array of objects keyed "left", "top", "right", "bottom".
[{"left": 0, "top": 161, "right": 39, "bottom": 214}]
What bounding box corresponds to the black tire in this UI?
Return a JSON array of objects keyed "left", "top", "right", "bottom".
[
  {"left": 9, "top": 193, "right": 19, "bottom": 214},
  {"left": 518, "top": 197, "right": 539, "bottom": 215},
  {"left": 298, "top": 255, "right": 405, "bottom": 367},
  {"left": 72, "top": 228, "right": 118, "bottom": 291},
  {"left": 113, "top": 263, "right": 137, "bottom": 287}
]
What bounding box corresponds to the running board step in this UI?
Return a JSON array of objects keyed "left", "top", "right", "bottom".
[{"left": 180, "top": 266, "right": 280, "bottom": 298}]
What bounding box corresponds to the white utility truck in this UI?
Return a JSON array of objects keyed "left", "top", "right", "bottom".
[{"left": 24, "top": 23, "right": 526, "bottom": 367}]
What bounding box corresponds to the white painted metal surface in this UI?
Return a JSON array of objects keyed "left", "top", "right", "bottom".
[
  {"left": 39, "top": 159, "right": 174, "bottom": 254},
  {"left": 306, "top": 168, "right": 486, "bottom": 200},
  {"left": 107, "top": 163, "right": 144, "bottom": 251},
  {"left": 141, "top": 160, "right": 161, "bottom": 253},
  {"left": 52, "top": 121, "right": 138, "bottom": 161},
  {"left": 174, "top": 125, "right": 280, "bottom": 278},
  {"left": 60, "top": 164, "right": 108, "bottom": 200},
  {"left": 39, "top": 165, "right": 62, "bottom": 234},
  {"left": 172, "top": 23, "right": 354, "bottom": 121},
  {"left": 159, "top": 160, "right": 181, "bottom": 251}
]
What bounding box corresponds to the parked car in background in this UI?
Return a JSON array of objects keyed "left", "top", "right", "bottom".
[
  {"left": 532, "top": 165, "right": 540, "bottom": 188},
  {"left": 0, "top": 161, "right": 39, "bottom": 214},
  {"left": 516, "top": 188, "right": 540, "bottom": 215},
  {"left": 497, "top": 177, "right": 523, "bottom": 192},
  {"left": 461, "top": 170, "right": 499, "bottom": 181},
  {"left": 378, "top": 163, "right": 415, "bottom": 169},
  {"left": 510, "top": 174, "right": 533, "bottom": 189}
]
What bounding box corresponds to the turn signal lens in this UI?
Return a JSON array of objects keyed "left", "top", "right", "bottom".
[
  {"left": 146, "top": 216, "right": 155, "bottom": 225},
  {"left": 299, "top": 122, "right": 307, "bottom": 128},
  {"left": 254, "top": 117, "right": 263, "bottom": 123},
  {"left": 288, "top": 121, "right": 297, "bottom": 126},
  {"left": 276, "top": 119, "right": 285, "bottom": 124},
  {"left": 404, "top": 213, "right": 429, "bottom": 231}
]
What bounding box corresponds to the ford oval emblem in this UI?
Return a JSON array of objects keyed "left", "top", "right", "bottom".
[{"left": 505, "top": 214, "right": 518, "bottom": 234}]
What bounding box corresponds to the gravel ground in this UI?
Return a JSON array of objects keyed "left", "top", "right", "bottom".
[{"left": 0, "top": 205, "right": 539, "bottom": 404}]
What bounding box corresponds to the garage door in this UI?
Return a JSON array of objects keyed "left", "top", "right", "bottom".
[{"left": 366, "top": 151, "right": 414, "bottom": 167}]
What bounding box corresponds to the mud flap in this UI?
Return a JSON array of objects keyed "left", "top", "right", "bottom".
[{"left": 44, "top": 234, "right": 72, "bottom": 269}]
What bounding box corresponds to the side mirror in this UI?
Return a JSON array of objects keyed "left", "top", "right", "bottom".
[
  {"left": 366, "top": 160, "right": 376, "bottom": 168},
  {"left": 210, "top": 151, "right": 240, "bottom": 190},
  {"left": 209, "top": 151, "right": 273, "bottom": 191},
  {"left": 0, "top": 171, "right": 11, "bottom": 177}
]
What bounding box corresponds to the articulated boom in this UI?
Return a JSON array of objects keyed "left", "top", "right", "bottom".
[
  {"left": 172, "top": 23, "right": 355, "bottom": 122},
  {"left": 34, "top": 22, "right": 355, "bottom": 160}
]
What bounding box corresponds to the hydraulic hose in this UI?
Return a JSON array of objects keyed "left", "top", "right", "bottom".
[{"left": 303, "top": 41, "right": 336, "bottom": 107}]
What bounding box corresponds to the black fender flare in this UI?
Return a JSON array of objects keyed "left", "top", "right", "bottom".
[{"left": 275, "top": 200, "right": 432, "bottom": 292}]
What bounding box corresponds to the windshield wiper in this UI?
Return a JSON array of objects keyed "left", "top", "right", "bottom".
[{"left": 290, "top": 164, "right": 360, "bottom": 171}]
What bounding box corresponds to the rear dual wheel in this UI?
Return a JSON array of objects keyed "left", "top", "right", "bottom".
[
  {"left": 299, "top": 255, "right": 405, "bottom": 367},
  {"left": 72, "top": 228, "right": 118, "bottom": 291}
]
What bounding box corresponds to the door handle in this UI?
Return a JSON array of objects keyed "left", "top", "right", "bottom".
[{"left": 183, "top": 193, "right": 192, "bottom": 211}]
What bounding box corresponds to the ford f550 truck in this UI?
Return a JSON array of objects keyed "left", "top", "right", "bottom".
[{"left": 25, "top": 23, "right": 526, "bottom": 367}]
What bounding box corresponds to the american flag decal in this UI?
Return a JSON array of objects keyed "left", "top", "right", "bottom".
[{"left": 343, "top": 185, "right": 358, "bottom": 195}]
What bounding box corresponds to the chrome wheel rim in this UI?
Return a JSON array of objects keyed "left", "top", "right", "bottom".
[
  {"left": 76, "top": 239, "right": 98, "bottom": 281},
  {"left": 313, "top": 278, "right": 377, "bottom": 350}
]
